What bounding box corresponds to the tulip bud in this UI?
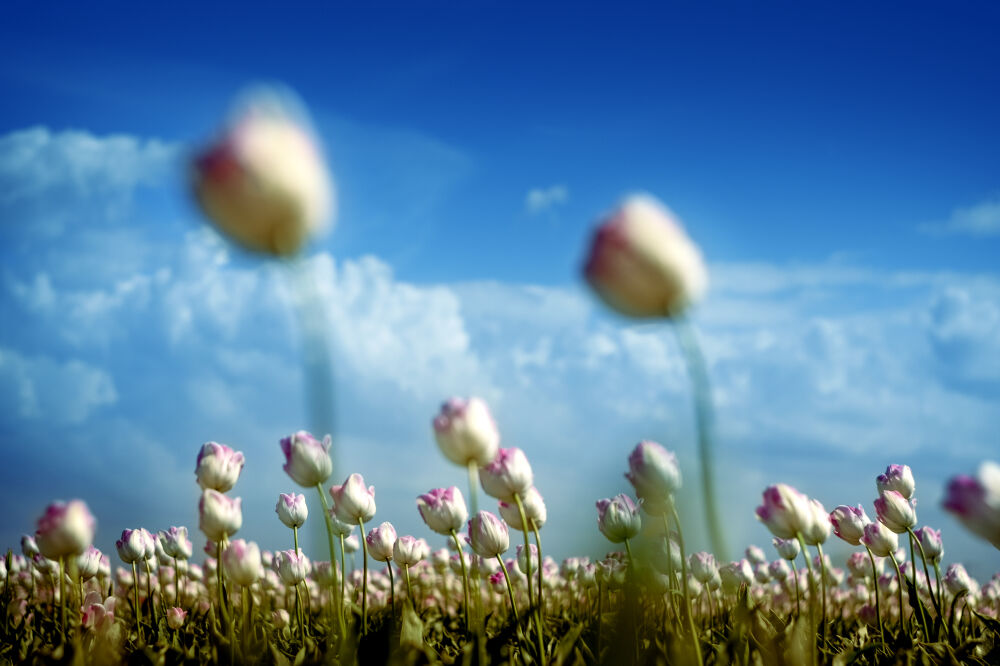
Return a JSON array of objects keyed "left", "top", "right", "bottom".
[
  {"left": 479, "top": 448, "right": 534, "bottom": 502},
  {"left": 944, "top": 563, "right": 976, "bottom": 596},
  {"left": 801, "top": 498, "right": 831, "bottom": 545},
  {"left": 466, "top": 511, "right": 510, "bottom": 559},
  {"left": 876, "top": 464, "right": 915, "bottom": 500},
  {"left": 874, "top": 490, "right": 917, "bottom": 534},
  {"left": 942, "top": 461, "right": 1000, "bottom": 549},
  {"left": 498, "top": 486, "right": 547, "bottom": 531},
  {"left": 830, "top": 505, "right": 870, "bottom": 546},
  {"left": 273, "top": 549, "right": 311, "bottom": 585},
  {"left": 159, "top": 526, "right": 193, "bottom": 560},
  {"left": 772, "top": 537, "right": 800, "bottom": 561},
  {"left": 720, "top": 559, "right": 754, "bottom": 594},
  {"left": 222, "top": 539, "right": 264, "bottom": 587},
  {"left": 769, "top": 558, "right": 791, "bottom": 581},
  {"left": 689, "top": 551, "right": 718, "bottom": 584},
  {"left": 860, "top": 521, "right": 899, "bottom": 558},
  {"left": 275, "top": 493, "right": 308, "bottom": 529},
  {"left": 77, "top": 546, "right": 102, "bottom": 582},
  {"left": 756, "top": 484, "right": 813, "bottom": 540},
  {"left": 625, "top": 441, "right": 682, "bottom": 507},
  {"left": 583, "top": 194, "right": 707, "bottom": 318},
  {"left": 515, "top": 543, "right": 539, "bottom": 576},
  {"left": 34, "top": 500, "right": 96, "bottom": 559},
  {"left": 393, "top": 536, "right": 429, "bottom": 567},
  {"left": 280, "top": 431, "right": 333, "bottom": 488},
  {"left": 595, "top": 494, "right": 642, "bottom": 543},
  {"left": 344, "top": 535, "right": 360, "bottom": 554},
  {"left": 21, "top": 535, "right": 39, "bottom": 559},
  {"left": 914, "top": 526, "right": 944, "bottom": 564},
  {"left": 116, "top": 529, "right": 149, "bottom": 565},
  {"left": 416, "top": 487, "right": 468, "bottom": 535},
  {"left": 166, "top": 606, "right": 187, "bottom": 629},
  {"left": 199, "top": 490, "right": 243, "bottom": 541},
  {"left": 365, "top": 522, "right": 397, "bottom": 563},
  {"left": 272, "top": 608, "right": 291, "bottom": 629},
  {"left": 744, "top": 545, "right": 767, "bottom": 566},
  {"left": 330, "top": 473, "right": 376, "bottom": 524},
  {"left": 432, "top": 397, "right": 501, "bottom": 467},
  {"left": 192, "top": 90, "right": 334, "bottom": 257},
  {"left": 195, "top": 442, "right": 245, "bottom": 493}
]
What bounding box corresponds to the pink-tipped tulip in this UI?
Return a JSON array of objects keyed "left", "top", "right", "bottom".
[
  {"left": 198, "top": 490, "right": 243, "bottom": 541},
  {"left": 876, "top": 464, "right": 915, "bottom": 500},
  {"left": 35, "top": 500, "right": 96, "bottom": 559},
  {"left": 466, "top": 511, "right": 510, "bottom": 558},
  {"left": 222, "top": 539, "right": 264, "bottom": 587},
  {"left": 159, "top": 526, "right": 193, "bottom": 560},
  {"left": 195, "top": 442, "right": 245, "bottom": 493},
  {"left": 914, "top": 526, "right": 944, "bottom": 564},
  {"left": 498, "top": 486, "right": 547, "bottom": 530},
  {"left": 330, "top": 473, "right": 376, "bottom": 523},
  {"left": 583, "top": 194, "right": 707, "bottom": 318},
  {"left": 830, "top": 505, "right": 870, "bottom": 546},
  {"left": 166, "top": 606, "right": 187, "bottom": 629},
  {"left": 191, "top": 92, "right": 334, "bottom": 257},
  {"left": 273, "top": 549, "right": 311, "bottom": 585},
  {"left": 801, "top": 498, "right": 831, "bottom": 545},
  {"left": 689, "top": 551, "right": 718, "bottom": 583},
  {"left": 772, "top": 537, "right": 800, "bottom": 560},
  {"left": 625, "top": 441, "right": 682, "bottom": 507},
  {"left": 860, "top": 521, "right": 899, "bottom": 558},
  {"left": 942, "top": 461, "right": 1000, "bottom": 549},
  {"left": 280, "top": 431, "right": 333, "bottom": 488},
  {"left": 393, "top": 536, "right": 429, "bottom": 567},
  {"left": 595, "top": 494, "right": 642, "bottom": 543},
  {"left": 479, "top": 448, "right": 534, "bottom": 502},
  {"left": 77, "top": 546, "right": 102, "bottom": 581},
  {"left": 276, "top": 493, "right": 309, "bottom": 528},
  {"left": 756, "top": 484, "right": 813, "bottom": 540},
  {"left": 366, "top": 522, "right": 397, "bottom": 563},
  {"left": 874, "top": 490, "right": 917, "bottom": 534},
  {"left": 116, "top": 528, "right": 150, "bottom": 564},
  {"left": 416, "top": 486, "right": 468, "bottom": 535},
  {"left": 432, "top": 397, "right": 501, "bottom": 467}
]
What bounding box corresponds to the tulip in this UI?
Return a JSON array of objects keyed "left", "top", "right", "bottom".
[
  {"left": 874, "top": 490, "right": 917, "bottom": 534},
  {"left": 689, "top": 551, "right": 718, "bottom": 583},
  {"left": 861, "top": 522, "right": 899, "bottom": 558},
  {"left": 116, "top": 529, "right": 149, "bottom": 565},
  {"left": 195, "top": 441, "right": 245, "bottom": 493},
  {"left": 769, "top": 559, "right": 791, "bottom": 581},
  {"left": 330, "top": 473, "right": 376, "bottom": 524},
  {"left": 479, "top": 448, "right": 534, "bottom": 502},
  {"left": 625, "top": 441, "right": 682, "bottom": 508},
  {"left": 466, "top": 511, "right": 510, "bottom": 559},
  {"left": 583, "top": 194, "right": 707, "bottom": 319},
  {"left": 273, "top": 549, "right": 311, "bottom": 586},
  {"left": 943, "top": 563, "right": 976, "bottom": 596},
  {"left": 914, "top": 526, "right": 943, "bottom": 564},
  {"left": 830, "top": 505, "right": 870, "bottom": 546},
  {"left": 280, "top": 431, "right": 333, "bottom": 488},
  {"left": 595, "top": 494, "right": 642, "bottom": 544},
  {"left": 34, "top": 500, "right": 96, "bottom": 559},
  {"left": 166, "top": 606, "right": 187, "bottom": 630},
  {"left": 191, "top": 92, "right": 334, "bottom": 256},
  {"left": 942, "top": 461, "right": 1000, "bottom": 549},
  {"left": 498, "top": 486, "right": 547, "bottom": 530},
  {"left": 276, "top": 493, "right": 309, "bottom": 529},
  {"left": 222, "top": 539, "right": 264, "bottom": 587},
  {"left": 159, "top": 526, "right": 193, "bottom": 560},
  {"left": 366, "top": 522, "right": 397, "bottom": 563},
  {"left": 416, "top": 487, "right": 469, "bottom": 535},
  {"left": 801, "top": 498, "right": 831, "bottom": 545},
  {"left": 198, "top": 490, "right": 243, "bottom": 542},
  {"left": 21, "top": 535, "right": 39, "bottom": 559},
  {"left": 744, "top": 545, "right": 766, "bottom": 566},
  {"left": 432, "top": 397, "right": 501, "bottom": 467},
  {"left": 77, "top": 546, "right": 102, "bottom": 582},
  {"left": 272, "top": 609, "right": 291, "bottom": 629},
  {"left": 393, "top": 536, "right": 429, "bottom": 567},
  {"left": 877, "top": 464, "right": 915, "bottom": 500},
  {"left": 756, "top": 484, "right": 813, "bottom": 540}
]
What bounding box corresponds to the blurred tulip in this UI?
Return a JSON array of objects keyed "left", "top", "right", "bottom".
[
  {"left": 35, "top": 500, "right": 96, "bottom": 559},
  {"left": 466, "top": 511, "right": 510, "bottom": 558},
  {"left": 877, "top": 464, "right": 915, "bottom": 500},
  {"left": 942, "top": 461, "right": 1000, "bottom": 549},
  {"left": 479, "top": 448, "right": 534, "bottom": 502},
  {"left": 195, "top": 442, "right": 245, "bottom": 493},
  {"left": 874, "top": 490, "right": 917, "bottom": 534},
  {"left": 432, "top": 397, "right": 500, "bottom": 467},
  {"left": 280, "top": 431, "right": 333, "bottom": 488},
  {"left": 595, "top": 494, "right": 642, "bottom": 543},
  {"left": 830, "top": 505, "right": 870, "bottom": 546},
  {"left": 416, "top": 487, "right": 468, "bottom": 535},
  {"left": 276, "top": 493, "right": 309, "bottom": 529},
  {"left": 198, "top": 490, "right": 243, "bottom": 542},
  {"left": 222, "top": 539, "right": 264, "bottom": 587},
  {"left": 330, "top": 473, "right": 376, "bottom": 524},
  {"left": 366, "top": 522, "right": 397, "bottom": 563}
]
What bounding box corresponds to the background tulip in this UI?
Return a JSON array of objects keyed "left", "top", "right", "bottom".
[
  {"left": 280, "top": 431, "right": 333, "bottom": 488},
  {"left": 35, "top": 500, "right": 96, "bottom": 559},
  {"left": 432, "top": 397, "right": 500, "bottom": 467}
]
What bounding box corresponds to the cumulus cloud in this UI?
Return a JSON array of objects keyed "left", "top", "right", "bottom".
[
  {"left": 919, "top": 197, "right": 1000, "bottom": 236},
  {"left": 0, "top": 347, "right": 117, "bottom": 424},
  {"left": 525, "top": 184, "right": 568, "bottom": 215}
]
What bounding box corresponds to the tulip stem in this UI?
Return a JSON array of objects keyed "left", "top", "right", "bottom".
[
  {"left": 673, "top": 317, "right": 726, "bottom": 560},
  {"left": 144, "top": 559, "right": 158, "bottom": 638},
  {"left": 403, "top": 564, "right": 414, "bottom": 606},
  {"left": 132, "top": 560, "right": 143, "bottom": 641},
  {"left": 173, "top": 557, "right": 181, "bottom": 608},
  {"left": 58, "top": 557, "right": 66, "bottom": 644},
  {"left": 467, "top": 462, "right": 479, "bottom": 516},
  {"left": 795, "top": 533, "right": 818, "bottom": 666},
  {"left": 450, "top": 530, "right": 471, "bottom": 632},
  {"left": 864, "top": 546, "right": 885, "bottom": 650},
  {"left": 887, "top": 551, "right": 906, "bottom": 634},
  {"left": 316, "top": 485, "right": 345, "bottom": 641},
  {"left": 358, "top": 518, "right": 368, "bottom": 635},
  {"left": 531, "top": 523, "right": 545, "bottom": 618},
  {"left": 668, "top": 504, "right": 703, "bottom": 666},
  {"left": 386, "top": 562, "right": 397, "bottom": 626},
  {"left": 338, "top": 535, "right": 347, "bottom": 629},
  {"left": 907, "top": 528, "right": 943, "bottom": 632},
  {"left": 906, "top": 531, "right": 931, "bottom": 638},
  {"left": 496, "top": 556, "right": 520, "bottom": 625},
  {"left": 514, "top": 494, "right": 545, "bottom": 662},
  {"left": 814, "top": 544, "right": 828, "bottom": 647},
  {"left": 791, "top": 563, "right": 802, "bottom": 618}
]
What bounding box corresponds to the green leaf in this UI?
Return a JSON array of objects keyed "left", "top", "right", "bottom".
[
  {"left": 293, "top": 646, "right": 306, "bottom": 666},
  {"left": 553, "top": 623, "right": 583, "bottom": 665},
  {"left": 269, "top": 644, "right": 291, "bottom": 666},
  {"left": 400, "top": 603, "right": 425, "bottom": 647}
]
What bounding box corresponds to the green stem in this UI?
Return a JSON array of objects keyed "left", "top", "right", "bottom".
[
  {"left": 387, "top": 561, "right": 396, "bottom": 625},
  {"left": 887, "top": 551, "right": 906, "bottom": 635},
  {"left": 660, "top": 514, "right": 681, "bottom": 627},
  {"left": 497, "top": 556, "right": 521, "bottom": 625},
  {"left": 358, "top": 518, "right": 368, "bottom": 635},
  {"left": 795, "top": 533, "right": 818, "bottom": 666},
  {"left": 58, "top": 557, "right": 66, "bottom": 644},
  {"left": 907, "top": 532, "right": 931, "bottom": 638},
  {"left": 467, "top": 461, "right": 479, "bottom": 516},
  {"left": 295, "top": 583, "right": 305, "bottom": 647},
  {"left": 132, "top": 560, "right": 143, "bottom": 641},
  {"left": 815, "top": 544, "right": 827, "bottom": 647},
  {"left": 174, "top": 557, "right": 181, "bottom": 608},
  {"left": 404, "top": 565, "right": 414, "bottom": 606},
  {"left": 339, "top": 535, "right": 347, "bottom": 629},
  {"left": 669, "top": 503, "right": 703, "bottom": 666},
  {"left": 864, "top": 546, "right": 884, "bottom": 650},
  {"left": 451, "top": 530, "right": 471, "bottom": 632},
  {"left": 908, "top": 528, "right": 943, "bottom": 630},
  {"left": 316, "top": 484, "right": 345, "bottom": 639},
  {"left": 144, "top": 559, "right": 158, "bottom": 637},
  {"left": 673, "top": 318, "right": 726, "bottom": 559},
  {"left": 514, "top": 495, "right": 545, "bottom": 662},
  {"left": 792, "top": 563, "right": 801, "bottom": 618},
  {"left": 531, "top": 523, "right": 545, "bottom": 618}
]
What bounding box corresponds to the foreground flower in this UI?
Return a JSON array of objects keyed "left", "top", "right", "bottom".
[
  {"left": 756, "top": 484, "right": 813, "bottom": 540},
  {"left": 876, "top": 464, "right": 915, "bottom": 500},
  {"left": 280, "top": 431, "right": 333, "bottom": 488},
  {"left": 498, "top": 486, "right": 547, "bottom": 530},
  {"left": 467, "top": 511, "right": 510, "bottom": 558},
  {"left": 583, "top": 194, "right": 707, "bottom": 318},
  {"left": 874, "top": 490, "right": 917, "bottom": 534},
  {"left": 192, "top": 91, "right": 334, "bottom": 256},
  {"left": 595, "top": 494, "right": 642, "bottom": 543},
  {"left": 198, "top": 490, "right": 243, "bottom": 541},
  {"left": 432, "top": 397, "right": 500, "bottom": 467},
  {"left": 479, "top": 448, "right": 534, "bottom": 502},
  {"left": 393, "top": 536, "right": 429, "bottom": 567},
  {"left": 166, "top": 607, "right": 187, "bottom": 630},
  {"left": 625, "top": 440, "right": 682, "bottom": 508},
  {"left": 366, "top": 522, "right": 397, "bottom": 562},
  {"left": 35, "top": 500, "right": 96, "bottom": 559},
  {"left": 276, "top": 493, "right": 309, "bottom": 529},
  {"left": 195, "top": 441, "right": 245, "bottom": 492},
  {"left": 222, "top": 539, "right": 264, "bottom": 587},
  {"left": 330, "top": 473, "right": 376, "bottom": 524},
  {"left": 273, "top": 549, "right": 311, "bottom": 585},
  {"left": 942, "top": 461, "right": 1000, "bottom": 549},
  {"left": 830, "top": 505, "right": 870, "bottom": 546},
  {"left": 416, "top": 487, "right": 468, "bottom": 535},
  {"left": 861, "top": 521, "right": 899, "bottom": 558}
]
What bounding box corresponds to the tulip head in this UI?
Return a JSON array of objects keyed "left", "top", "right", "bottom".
[
  {"left": 198, "top": 490, "right": 243, "bottom": 542},
  {"left": 466, "top": 511, "right": 510, "bottom": 559},
  {"left": 583, "top": 194, "right": 707, "bottom": 319},
  {"left": 756, "top": 484, "right": 813, "bottom": 540},
  {"left": 77, "top": 546, "right": 102, "bottom": 581},
  {"left": 874, "top": 490, "right": 917, "bottom": 534},
  {"left": 595, "top": 494, "right": 642, "bottom": 544},
  {"left": 689, "top": 551, "right": 718, "bottom": 583},
  {"left": 366, "top": 522, "right": 397, "bottom": 563},
  {"left": 166, "top": 606, "right": 187, "bottom": 630},
  {"left": 432, "top": 397, "right": 501, "bottom": 467},
  {"left": 416, "top": 486, "right": 468, "bottom": 535},
  {"left": 159, "top": 526, "right": 193, "bottom": 560},
  {"left": 830, "top": 505, "right": 870, "bottom": 546},
  {"left": 195, "top": 442, "right": 245, "bottom": 493},
  {"left": 625, "top": 441, "right": 682, "bottom": 507},
  {"left": 942, "top": 461, "right": 1000, "bottom": 549},
  {"left": 35, "top": 500, "right": 96, "bottom": 560},
  {"left": 479, "top": 448, "right": 534, "bottom": 502},
  {"left": 273, "top": 549, "right": 311, "bottom": 585},
  {"left": 275, "top": 493, "right": 309, "bottom": 529},
  {"left": 744, "top": 545, "right": 766, "bottom": 566},
  {"left": 280, "top": 431, "right": 333, "bottom": 488},
  {"left": 330, "top": 473, "right": 376, "bottom": 524},
  {"left": 393, "top": 536, "right": 429, "bottom": 567},
  {"left": 222, "top": 539, "right": 263, "bottom": 587},
  {"left": 876, "top": 464, "right": 915, "bottom": 500},
  {"left": 914, "top": 526, "right": 944, "bottom": 564},
  {"left": 498, "top": 486, "right": 547, "bottom": 531},
  {"left": 116, "top": 528, "right": 151, "bottom": 565},
  {"left": 860, "top": 521, "right": 899, "bottom": 558}
]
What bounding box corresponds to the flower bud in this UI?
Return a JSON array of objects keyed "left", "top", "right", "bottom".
[
  {"left": 689, "top": 551, "right": 718, "bottom": 584},
  {"left": 801, "top": 498, "right": 831, "bottom": 545},
  {"left": 720, "top": 559, "right": 754, "bottom": 594},
  {"left": 433, "top": 397, "right": 500, "bottom": 467},
  {"left": 344, "top": 535, "right": 360, "bottom": 554},
  {"left": 625, "top": 441, "right": 682, "bottom": 506},
  {"left": 479, "top": 448, "right": 534, "bottom": 502},
  {"left": 116, "top": 529, "right": 150, "bottom": 565},
  {"left": 192, "top": 91, "right": 333, "bottom": 256},
  {"left": 595, "top": 494, "right": 642, "bottom": 543},
  {"left": 944, "top": 563, "right": 976, "bottom": 596},
  {"left": 272, "top": 608, "right": 290, "bottom": 629},
  {"left": 876, "top": 464, "right": 915, "bottom": 500},
  {"left": 942, "top": 461, "right": 1000, "bottom": 549},
  {"left": 744, "top": 545, "right": 766, "bottom": 566},
  {"left": 416, "top": 487, "right": 468, "bottom": 535},
  {"left": 769, "top": 559, "right": 791, "bottom": 581},
  {"left": 583, "top": 194, "right": 707, "bottom": 318},
  {"left": 166, "top": 606, "right": 187, "bottom": 629},
  {"left": 195, "top": 442, "right": 245, "bottom": 493},
  {"left": 35, "top": 500, "right": 96, "bottom": 559},
  {"left": 222, "top": 539, "right": 264, "bottom": 587},
  {"left": 330, "top": 473, "right": 376, "bottom": 524},
  {"left": 756, "top": 484, "right": 813, "bottom": 540},
  {"left": 198, "top": 490, "right": 243, "bottom": 541},
  {"left": 830, "top": 505, "right": 870, "bottom": 546},
  {"left": 860, "top": 521, "right": 899, "bottom": 558},
  {"left": 874, "top": 490, "right": 917, "bottom": 534},
  {"left": 273, "top": 549, "right": 311, "bottom": 585},
  {"left": 466, "top": 511, "right": 510, "bottom": 559},
  {"left": 280, "top": 431, "right": 333, "bottom": 488},
  {"left": 275, "top": 493, "right": 308, "bottom": 529},
  {"left": 159, "top": 526, "right": 193, "bottom": 560},
  {"left": 914, "top": 526, "right": 944, "bottom": 564},
  {"left": 393, "top": 536, "right": 429, "bottom": 567},
  {"left": 515, "top": 543, "right": 538, "bottom": 575},
  {"left": 771, "top": 537, "right": 800, "bottom": 561},
  {"left": 365, "top": 522, "right": 397, "bottom": 563},
  {"left": 498, "top": 486, "right": 547, "bottom": 531},
  {"left": 77, "top": 546, "right": 102, "bottom": 581},
  {"left": 21, "top": 535, "right": 39, "bottom": 559}
]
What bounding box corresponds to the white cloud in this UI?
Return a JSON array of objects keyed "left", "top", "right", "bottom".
[
  {"left": 0, "top": 347, "right": 117, "bottom": 424},
  {"left": 919, "top": 197, "right": 1000, "bottom": 236},
  {"left": 525, "top": 184, "right": 569, "bottom": 215}
]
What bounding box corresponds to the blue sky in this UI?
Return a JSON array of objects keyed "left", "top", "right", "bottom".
[{"left": 1, "top": 3, "right": 999, "bottom": 577}]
